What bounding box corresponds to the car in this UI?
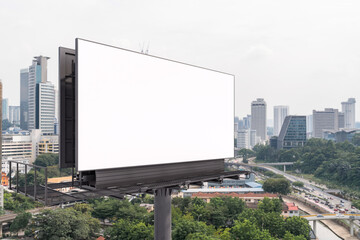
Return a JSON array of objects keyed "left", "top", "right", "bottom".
[
  {"left": 329, "top": 206, "right": 334, "bottom": 209},
  {"left": 334, "top": 208, "right": 338, "bottom": 211},
  {"left": 345, "top": 209, "right": 348, "bottom": 211},
  {"left": 350, "top": 211, "right": 356, "bottom": 214},
  {"left": 351, "top": 206, "right": 355, "bottom": 209},
  {"left": 317, "top": 214, "right": 324, "bottom": 217},
  {"left": 340, "top": 200, "right": 344, "bottom": 203}
]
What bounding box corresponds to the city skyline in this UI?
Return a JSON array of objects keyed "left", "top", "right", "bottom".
[{"left": 0, "top": 1, "right": 360, "bottom": 121}]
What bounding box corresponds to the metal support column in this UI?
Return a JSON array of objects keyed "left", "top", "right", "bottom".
[
  {"left": 16, "top": 163, "right": 19, "bottom": 193},
  {"left": 350, "top": 220, "right": 354, "bottom": 236},
  {"left": 45, "top": 168, "right": 48, "bottom": 206},
  {"left": 283, "top": 165, "right": 286, "bottom": 172},
  {"left": 24, "top": 165, "right": 27, "bottom": 196},
  {"left": 154, "top": 188, "right": 172, "bottom": 240},
  {"left": 8, "top": 162, "right": 11, "bottom": 190},
  {"left": 313, "top": 220, "right": 317, "bottom": 236},
  {"left": 34, "top": 168, "right": 37, "bottom": 200}
]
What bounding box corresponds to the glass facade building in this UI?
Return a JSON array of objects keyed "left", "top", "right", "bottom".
[{"left": 277, "top": 116, "right": 306, "bottom": 150}]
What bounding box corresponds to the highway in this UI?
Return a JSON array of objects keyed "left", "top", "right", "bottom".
[{"left": 229, "top": 157, "right": 360, "bottom": 232}]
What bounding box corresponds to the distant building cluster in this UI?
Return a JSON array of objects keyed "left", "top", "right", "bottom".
[
  {"left": 1, "top": 56, "right": 59, "bottom": 177},
  {"left": 236, "top": 97, "right": 357, "bottom": 150},
  {"left": 1, "top": 129, "right": 59, "bottom": 174}
]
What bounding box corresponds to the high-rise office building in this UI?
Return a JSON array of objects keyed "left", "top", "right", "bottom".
[
  {"left": 341, "top": 98, "right": 356, "bottom": 129},
  {"left": 251, "top": 98, "right": 267, "bottom": 141},
  {"left": 243, "top": 115, "right": 251, "bottom": 129},
  {"left": 20, "top": 69, "right": 29, "bottom": 130},
  {"left": 313, "top": 108, "right": 340, "bottom": 138},
  {"left": 273, "top": 106, "right": 289, "bottom": 136},
  {"left": 9, "top": 106, "right": 20, "bottom": 125},
  {"left": 277, "top": 116, "right": 306, "bottom": 149},
  {"left": 26, "top": 56, "right": 55, "bottom": 135},
  {"left": 37, "top": 82, "right": 55, "bottom": 134},
  {"left": 237, "top": 129, "right": 250, "bottom": 149},
  {"left": 2, "top": 98, "right": 8, "bottom": 120}
]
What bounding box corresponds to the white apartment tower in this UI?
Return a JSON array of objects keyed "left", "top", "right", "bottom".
[
  {"left": 38, "top": 82, "right": 55, "bottom": 134},
  {"left": 341, "top": 98, "right": 356, "bottom": 129},
  {"left": 237, "top": 129, "right": 250, "bottom": 149},
  {"left": 273, "top": 106, "right": 289, "bottom": 136},
  {"left": 251, "top": 98, "right": 267, "bottom": 141}
]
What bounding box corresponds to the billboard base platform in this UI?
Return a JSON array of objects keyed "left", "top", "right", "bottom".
[{"left": 12, "top": 169, "right": 250, "bottom": 206}]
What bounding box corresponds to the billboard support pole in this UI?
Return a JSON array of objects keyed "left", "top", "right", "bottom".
[{"left": 154, "top": 188, "right": 172, "bottom": 240}]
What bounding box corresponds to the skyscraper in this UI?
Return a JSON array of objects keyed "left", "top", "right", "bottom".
[
  {"left": 277, "top": 115, "right": 306, "bottom": 149},
  {"left": 273, "top": 106, "right": 289, "bottom": 136},
  {"left": 9, "top": 106, "right": 20, "bottom": 125},
  {"left": 37, "top": 82, "right": 55, "bottom": 134},
  {"left": 20, "top": 68, "right": 29, "bottom": 130},
  {"left": 2, "top": 98, "right": 8, "bottom": 120},
  {"left": 313, "top": 108, "right": 340, "bottom": 138},
  {"left": 341, "top": 98, "right": 356, "bottom": 129},
  {"left": 26, "top": 56, "right": 55, "bottom": 134},
  {"left": 251, "top": 98, "right": 267, "bottom": 141}
]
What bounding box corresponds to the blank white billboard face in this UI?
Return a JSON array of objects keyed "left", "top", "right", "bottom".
[{"left": 77, "top": 39, "right": 234, "bottom": 171}]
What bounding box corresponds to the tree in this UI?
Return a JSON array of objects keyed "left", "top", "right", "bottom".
[
  {"left": 34, "top": 153, "right": 59, "bottom": 167},
  {"left": 9, "top": 212, "right": 32, "bottom": 235},
  {"left": 172, "top": 216, "right": 215, "bottom": 240},
  {"left": 284, "top": 216, "right": 311, "bottom": 239},
  {"left": 262, "top": 178, "right": 291, "bottom": 195},
  {"left": 352, "top": 133, "right": 360, "bottom": 146},
  {"left": 292, "top": 181, "right": 304, "bottom": 188},
  {"left": 283, "top": 231, "right": 307, "bottom": 240},
  {"left": 258, "top": 197, "right": 282, "bottom": 214},
  {"left": 231, "top": 219, "right": 276, "bottom": 240},
  {"left": 26, "top": 208, "right": 100, "bottom": 239},
  {"left": 105, "top": 219, "right": 153, "bottom": 240}
]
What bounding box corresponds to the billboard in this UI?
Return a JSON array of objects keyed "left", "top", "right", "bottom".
[{"left": 76, "top": 39, "right": 234, "bottom": 172}]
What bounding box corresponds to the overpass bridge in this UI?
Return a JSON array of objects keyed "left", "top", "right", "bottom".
[
  {"left": 227, "top": 161, "right": 294, "bottom": 172},
  {"left": 301, "top": 213, "right": 360, "bottom": 237}
]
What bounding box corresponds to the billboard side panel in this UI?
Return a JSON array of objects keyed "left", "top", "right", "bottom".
[{"left": 59, "top": 47, "right": 76, "bottom": 168}]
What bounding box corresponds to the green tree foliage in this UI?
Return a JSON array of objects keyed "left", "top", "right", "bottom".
[
  {"left": 292, "top": 181, "right": 304, "bottom": 188},
  {"left": 231, "top": 219, "right": 276, "bottom": 240},
  {"left": 104, "top": 219, "right": 153, "bottom": 240},
  {"left": 258, "top": 197, "right": 282, "bottom": 213},
  {"left": 253, "top": 144, "right": 277, "bottom": 162},
  {"left": 4, "top": 191, "right": 42, "bottom": 212},
  {"left": 9, "top": 212, "right": 32, "bottom": 235},
  {"left": 172, "top": 215, "right": 215, "bottom": 240},
  {"left": 91, "top": 197, "right": 152, "bottom": 225},
  {"left": 26, "top": 208, "right": 100, "bottom": 240},
  {"left": 263, "top": 178, "right": 291, "bottom": 195},
  {"left": 352, "top": 133, "right": 360, "bottom": 146},
  {"left": 237, "top": 148, "right": 256, "bottom": 158},
  {"left": 284, "top": 216, "right": 311, "bottom": 239},
  {"left": 255, "top": 138, "right": 360, "bottom": 191},
  {"left": 283, "top": 231, "right": 307, "bottom": 240},
  {"left": 34, "top": 153, "right": 59, "bottom": 167},
  {"left": 352, "top": 200, "right": 360, "bottom": 209}
]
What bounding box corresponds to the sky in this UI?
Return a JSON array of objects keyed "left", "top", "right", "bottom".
[{"left": 0, "top": 0, "right": 359, "bottom": 122}]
